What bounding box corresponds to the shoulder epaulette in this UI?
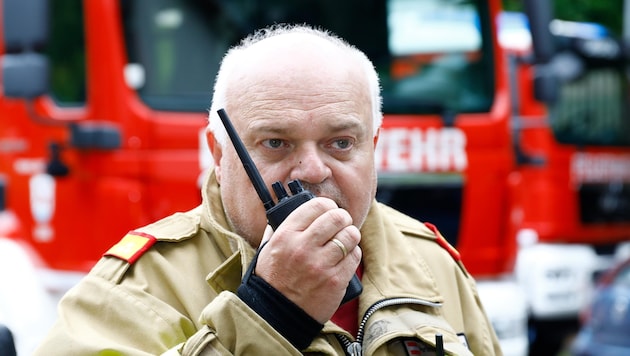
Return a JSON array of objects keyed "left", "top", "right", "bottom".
[
  {"left": 380, "top": 203, "right": 463, "bottom": 263},
  {"left": 423, "top": 222, "right": 461, "bottom": 262},
  {"left": 104, "top": 231, "right": 157, "bottom": 264}
]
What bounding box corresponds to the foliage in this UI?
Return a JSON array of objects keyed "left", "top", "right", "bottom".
[
  {"left": 503, "top": 0, "right": 624, "bottom": 36},
  {"left": 46, "top": 0, "right": 86, "bottom": 103}
]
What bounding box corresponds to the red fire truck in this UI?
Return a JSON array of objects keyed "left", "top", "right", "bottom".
[
  {"left": 499, "top": 4, "right": 630, "bottom": 354},
  {"left": 1, "top": 0, "right": 629, "bottom": 355}
]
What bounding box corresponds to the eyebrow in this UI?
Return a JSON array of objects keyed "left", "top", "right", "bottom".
[
  {"left": 246, "top": 117, "right": 365, "bottom": 136},
  {"left": 246, "top": 122, "right": 291, "bottom": 135}
]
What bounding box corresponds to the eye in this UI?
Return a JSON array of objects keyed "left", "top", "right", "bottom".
[
  {"left": 261, "top": 138, "right": 285, "bottom": 149},
  {"left": 330, "top": 138, "right": 353, "bottom": 150}
]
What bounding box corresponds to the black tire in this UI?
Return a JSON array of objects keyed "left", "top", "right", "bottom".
[
  {"left": 528, "top": 317, "right": 580, "bottom": 356},
  {"left": 0, "top": 324, "right": 17, "bottom": 356}
]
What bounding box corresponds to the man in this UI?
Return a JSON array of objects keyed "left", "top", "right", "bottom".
[{"left": 35, "top": 24, "right": 502, "bottom": 355}]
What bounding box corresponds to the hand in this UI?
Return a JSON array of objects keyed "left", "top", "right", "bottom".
[{"left": 255, "top": 197, "right": 362, "bottom": 323}]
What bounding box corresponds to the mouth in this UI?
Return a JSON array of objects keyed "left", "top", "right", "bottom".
[{"left": 299, "top": 182, "right": 345, "bottom": 209}]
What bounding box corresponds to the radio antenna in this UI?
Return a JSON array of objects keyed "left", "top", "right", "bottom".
[{"left": 217, "top": 109, "right": 275, "bottom": 210}]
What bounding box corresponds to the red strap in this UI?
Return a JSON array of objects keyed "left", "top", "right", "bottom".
[{"left": 423, "top": 222, "right": 461, "bottom": 262}]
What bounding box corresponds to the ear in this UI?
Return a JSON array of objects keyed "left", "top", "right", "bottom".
[
  {"left": 373, "top": 128, "right": 380, "bottom": 149},
  {"left": 207, "top": 130, "right": 215, "bottom": 154},
  {"left": 207, "top": 132, "right": 223, "bottom": 183}
]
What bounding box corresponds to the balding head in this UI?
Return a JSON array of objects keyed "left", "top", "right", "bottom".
[
  {"left": 205, "top": 24, "right": 381, "bottom": 244},
  {"left": 208, "top": 24, "right": 382, "bottom": 147}
]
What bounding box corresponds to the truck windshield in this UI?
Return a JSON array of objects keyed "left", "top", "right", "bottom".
[{"left": 121, "top": 0, "right": 494, "bottom": 115}]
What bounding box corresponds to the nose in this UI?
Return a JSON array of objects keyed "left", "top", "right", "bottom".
[{"left": 289, "top": 145, "right": 331, "bottom": 184}]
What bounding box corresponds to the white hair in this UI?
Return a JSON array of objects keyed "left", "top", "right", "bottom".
[{"left": 207, "top": 24, "right": 383, "bottom": 147}]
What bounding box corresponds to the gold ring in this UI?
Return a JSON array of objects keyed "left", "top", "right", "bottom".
[{"left": 330, "top": 238, "right": 348, "bottom": 258}]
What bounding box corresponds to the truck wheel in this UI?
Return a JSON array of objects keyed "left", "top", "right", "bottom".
[
  {"left": 0, "top": 324, "right": 17, "bottom": 356},
  {"left": 528, "top": 317, "right": 579, "bottom": 356}
]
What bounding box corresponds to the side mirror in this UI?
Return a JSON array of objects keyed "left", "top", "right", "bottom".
[
  {"left": 532, "top": 51, "right": 586, "bottom": 104},
  {"left": 2, "top": 54, "right": 49, "bottom": 98},
  {"left": 3, "top": 0, "right": 49, "bottom": 52},
  {"left": 532, "top": 65, "right": 560, "bottom": 104},
  {"left": 524, "top": 0, "right": 556, "bottom": 64},
  {"left": 2, "top": 0, "right": 50, "bottom": 98}
]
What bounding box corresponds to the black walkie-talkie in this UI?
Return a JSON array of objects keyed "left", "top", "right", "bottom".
[{"left": 217, "top": 108, "right": 362, "bottom": 304}]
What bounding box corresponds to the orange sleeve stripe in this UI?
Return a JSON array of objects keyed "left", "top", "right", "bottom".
[{"left": 104, "top": 231, "right": 157, "bottom": 264}]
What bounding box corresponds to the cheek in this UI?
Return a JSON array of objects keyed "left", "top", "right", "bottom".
[
  {"left": 337, "top": 158, "right": 377, "bottom": 226},
  {"left": 219, "top": 161, "right": 270, "bottom": 245},
  {"left": 354, "top": 151, "right": 377, "bottom": 193}
]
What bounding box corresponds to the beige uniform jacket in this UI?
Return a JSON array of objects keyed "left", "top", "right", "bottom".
[{"left": 35, "top": 171, "right": 502, "bottom": 355}]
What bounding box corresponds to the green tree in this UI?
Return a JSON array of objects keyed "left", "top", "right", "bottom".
[{"left": 503, "top": 0, "right": 623, "bottom": 35}]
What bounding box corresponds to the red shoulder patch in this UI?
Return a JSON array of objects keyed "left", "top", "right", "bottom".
[
  {"left": 423, "top": 222, "right": 461, "bottom": 262},
  {"left": 104, "top": 231, "right": 157, "bottom": 264}
]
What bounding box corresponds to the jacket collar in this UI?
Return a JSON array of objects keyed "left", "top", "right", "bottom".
[
  {"left": 200, "top": 169, "right": 257, "bottom": 293},
  {"left": 356, "top": 202, "right": 443, "bottom": 311}
]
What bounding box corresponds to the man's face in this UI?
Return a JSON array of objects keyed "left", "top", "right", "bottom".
[{"left": 213, "top": 34, "right": 378, "bottom": 247}]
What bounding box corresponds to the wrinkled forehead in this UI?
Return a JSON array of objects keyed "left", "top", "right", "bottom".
[{"left": 220, "top": 32, "right": 373, "bottom": 134}]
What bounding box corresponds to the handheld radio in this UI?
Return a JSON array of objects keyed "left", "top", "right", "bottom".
[{"left": 216, "top": 108, "right": 362, "bottom": 304}]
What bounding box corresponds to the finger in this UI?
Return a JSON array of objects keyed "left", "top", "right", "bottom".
[
  {"left": 330, "top": 238, "right": 348, "bottom": 259},
  {"left": 338, "top": 242, "right": 362, "bottom": 273},
  {"left": 261, "top": 224, "right": 274, "bottom": 245},
  {"left": 277, "top": 197, "right": 339, "bottom": 233},
  {"left": 330, "top": 225, "right": 361, "bottom": 258},
  {"left": 304, "top": 208, "right": 354, "bottom": 247}
]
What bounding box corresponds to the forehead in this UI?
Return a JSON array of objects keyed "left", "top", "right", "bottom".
[
  {"left": 232, "top": 32, "right": 367, "bottom": 92},
  {"left": 225, "top": 33, "right": 372, "bottom": 133}
]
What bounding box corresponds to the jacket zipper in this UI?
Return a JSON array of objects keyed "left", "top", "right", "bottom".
[{"left": 336, "top": 297, "right": 442, "bottom": 356}]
